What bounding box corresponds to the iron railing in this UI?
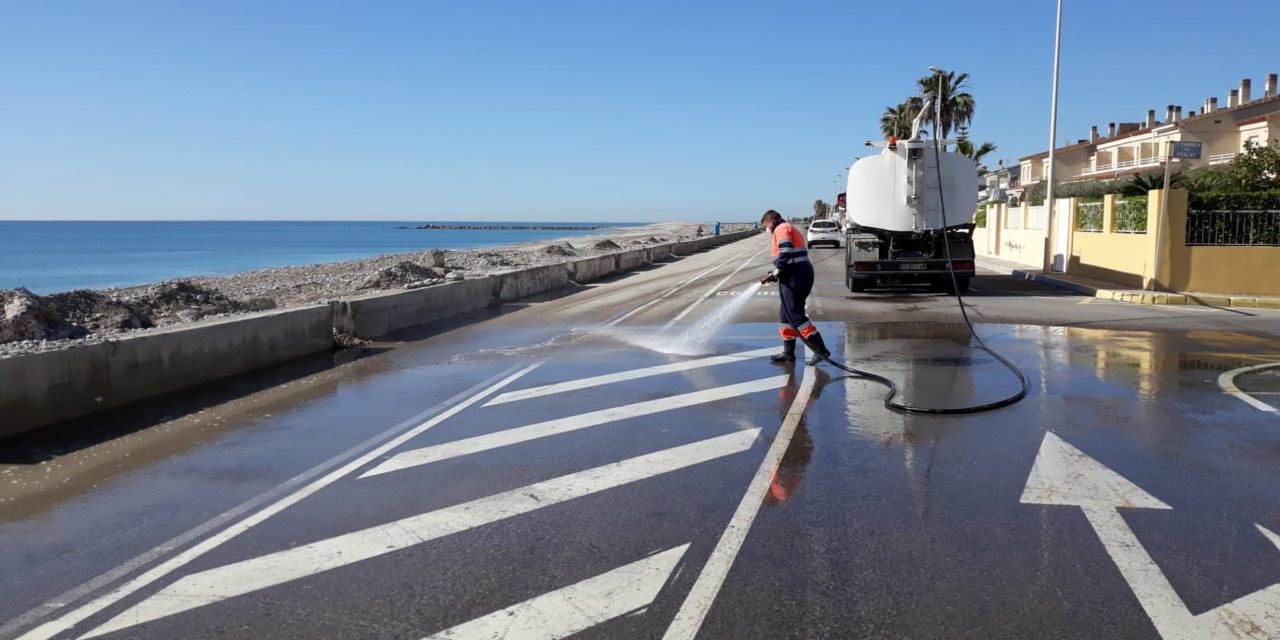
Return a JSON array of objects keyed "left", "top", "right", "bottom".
[
  {"left": 1076, "top": 202, "right": 1103, "bottom": 231},
  {"left": 1114, "top": 197, "right": 1148, "bottom": 233},
  {"left": 1187, "top": 210, "right": 1280, "bottom": 245}
]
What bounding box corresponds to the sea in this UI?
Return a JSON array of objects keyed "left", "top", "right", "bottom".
[{"left": 0, "top": 221, "right": 641, "bottom": 294}]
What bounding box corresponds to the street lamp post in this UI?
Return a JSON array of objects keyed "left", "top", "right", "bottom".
[{"left": 1046, "top": 0, "right": 1064, "bottom": 272}]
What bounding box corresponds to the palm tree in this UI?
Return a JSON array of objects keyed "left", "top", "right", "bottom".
[
  {"left": 917, "top": 70, "right": 975, "bottom": 139},
  {"left": 879, "top": 97, "right": 922, "bottom": 139},
  {"left": 955, "top": 139, "right": 997, "bottom": 165}
]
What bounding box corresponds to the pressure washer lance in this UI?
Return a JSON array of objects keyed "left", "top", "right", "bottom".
[{"left": 760, "top": 108, "right": 1029, "bottom": 415}]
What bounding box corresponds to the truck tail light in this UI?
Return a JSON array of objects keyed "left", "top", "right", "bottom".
[
  {"left": 853, "top": 262, "right": 878, "bottom": 272},
  {"left": 950, "top": 260, "right": 975, "bottom": 271}
]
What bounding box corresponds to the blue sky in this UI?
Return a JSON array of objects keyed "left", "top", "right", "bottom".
[{"left": 2, "top": 0, "right": 1276, "bottom": 221}]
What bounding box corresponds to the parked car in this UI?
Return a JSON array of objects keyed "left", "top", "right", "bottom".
[{"left": 806, "top": 219, "right": 842, "bottom": 248}]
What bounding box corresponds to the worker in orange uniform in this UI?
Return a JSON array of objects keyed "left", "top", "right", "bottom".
[{"left": 759, "top": 210, "right": 831, "bottom": 365}]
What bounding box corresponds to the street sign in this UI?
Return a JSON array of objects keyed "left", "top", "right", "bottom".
[{"left": 1171, "top": 141, "right": 1203, "bottom": 159}]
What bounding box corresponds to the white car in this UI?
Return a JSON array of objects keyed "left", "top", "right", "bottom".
[{"left": 806, "top": 219, "right": 842, "bottom": 248}]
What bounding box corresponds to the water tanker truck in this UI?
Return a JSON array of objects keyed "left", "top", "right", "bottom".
[{"left": 843, "top": 114, "right": 979, "bottom": 294}]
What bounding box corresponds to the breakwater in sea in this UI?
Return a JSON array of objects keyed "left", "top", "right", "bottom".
[{"left": 401, "top": 224, "right": 606, "bottom": 231}]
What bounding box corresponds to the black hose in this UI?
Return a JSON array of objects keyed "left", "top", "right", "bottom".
[{"left": 779, "top": 104, "right": 1029, "bottom": 414}]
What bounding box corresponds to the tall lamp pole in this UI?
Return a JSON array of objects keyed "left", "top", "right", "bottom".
[{"left": 1045, "top": 0, "right": 1063, "bottom": 271}]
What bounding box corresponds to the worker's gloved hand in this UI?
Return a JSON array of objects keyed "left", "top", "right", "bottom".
[{"left": 760, "top": 272, "right": 778, "bottom": 285}]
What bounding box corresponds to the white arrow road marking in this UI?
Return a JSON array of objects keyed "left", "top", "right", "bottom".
[
  {"left": 14, "top": 363, "right": 542, "bottom": 640},
  {"left": 362, "top": 375, "right": 786, "bottom": 478},
  {"left": 1218, "top": 362, "right": 1280, "bottom": 413},
  {"left": 663, "top": 251, "right": 762, "bottom": 329},
  {"left": 81, "top": 429, "right": 761, "bottom": 639},
  {"left": 1020, "top": 432, "right": 1171, "bottom": 510},
  {"left": 484, "top": 348, "right": 777, "bottom": 406},
  {"left": 424, "top": 544, "right": 690, "bottom": 640},
  {"left": 663, "top": 350, "right": 817, "bottom": 640},
  {"left": 1022, "top": 431, "right": 1280, "bottom": 640}
]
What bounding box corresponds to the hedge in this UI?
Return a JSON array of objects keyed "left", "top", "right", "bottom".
[{"left": 1189, "top": 189, "right": 1280, "bottom": 211}]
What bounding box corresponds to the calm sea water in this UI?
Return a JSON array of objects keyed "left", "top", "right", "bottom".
[{"left": 0, "top": 221, "right": 639, "bottom": 294}]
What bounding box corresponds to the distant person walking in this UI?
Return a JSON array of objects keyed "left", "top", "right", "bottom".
[{"left": 758, "top": 210, "right": 830, "bottom": 365}]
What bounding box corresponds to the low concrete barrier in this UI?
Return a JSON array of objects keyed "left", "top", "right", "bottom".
[
  {"left": 0, "top": 305, "right": 333, "bottom": 438},
  {"left": 570, "top": 255, "right": 618, "bottom": 283},
  {"left": 646, "top": 244, "right": 672, "bottom": 263},
  {"left": 491, "top": 264, "right": 572, "bottom": 302},
  {"left": 617, "top": 248, "right": 649, "bottom": 271},
  {"left": 1, "top": 232, "right": 770, "bottom": 437},
  {"left": 332, "top": 278, "right": 493, "bottom": 339}
]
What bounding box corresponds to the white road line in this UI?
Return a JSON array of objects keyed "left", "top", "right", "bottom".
[
  {"left": 363, "top": 375, "right": 787, "bottom": 478},
  {"left": 82, "top": 429, "right": 762, "bottom": 639},
  {"left": 662, "top": 251, "right": 763, "bottom": 329},
  {"left": 1218, "top": 362, "right": 1280, "bottom": 413},
  {"left": 484, "top": 347, "right": 778, "bottom": 406},
  {"left": 15, "top": 363, "right": 542, "bottom": 640},
  {"left": 424, "top": 544, "right": 690, "bottom": 640},
  {"left": 662, "top": 351, "right": 817, "bottom": 640},
  {"left": 605, "top": 251, "right": 748, "bottom": 328}
]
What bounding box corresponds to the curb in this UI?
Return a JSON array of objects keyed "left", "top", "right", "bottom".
[{"left": 1007, "top": 269, "right": 1280, "bottom": 309}]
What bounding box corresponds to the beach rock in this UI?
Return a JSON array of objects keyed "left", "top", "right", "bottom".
[
  {"left": 360, "top": 261, "right": 437, "bottom": 290},
  {"left": 132, "top": 280, "right": 249, "bottom": 322},
  {"left": 592, "top": 239, "right": 621, "bottom": 250},
  {"left": 403, "top": 278, "right": 442, "bottom": 290},
  {"left": 42, "top": 290, "right": 153, "bottom": 332},
  {"left": 244, "top": 297, "right": 277, "bottom": 312},
  {"left": 445, "top": 272, "right": 464, "bottom": 281},
  {"left": 541, "top": 243, "right": 576, "bottom": 257},
  {"left": 422, "top": 249, "right": 447, "bottom": 268},
  {"left": 430, "top": 266, "right": 451, "bottom": 278},
  {"left": 333, "top": 327, "right": 370, "bottom": 349},
  {"left": 0, "top": 288, "right": 88, "bottom": 343}
]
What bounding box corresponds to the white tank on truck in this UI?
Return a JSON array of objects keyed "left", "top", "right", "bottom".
[{"left": 842, "top": 115, "right": 980, "bottom": 294}]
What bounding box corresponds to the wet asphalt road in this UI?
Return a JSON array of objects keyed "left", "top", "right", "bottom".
[{"left": 3, "top": 235, "right": 1280, "bottom": 640}]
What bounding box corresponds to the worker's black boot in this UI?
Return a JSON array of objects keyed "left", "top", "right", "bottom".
[
  {"left": 805, "top": 333, "right": 831, "bottom": 366},
  {"left": 769, "top": 339, "right": 797, "bottom": 363}
]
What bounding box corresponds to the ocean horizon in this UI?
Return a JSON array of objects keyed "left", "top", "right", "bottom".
[{"left": 0, "top": 220, "right": 646, "bottom": 294}]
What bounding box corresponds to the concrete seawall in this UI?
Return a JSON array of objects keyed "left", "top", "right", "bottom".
[
  {"left": 570, "top": 255, "right": 618, "bottom": 284},
  {"left": 332, "top": 278, "right": 494, "bottom": 339},
  {"left": 492, "top": 263, "right": 573, "bottom": 302},
  {"left": 0, "top": 229, "right": 761, "bottom": 436},
  {"left": 0, "top": 305, "right": 333, "bottom": 438}
]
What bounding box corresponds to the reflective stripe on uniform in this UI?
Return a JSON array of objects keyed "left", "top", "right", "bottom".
[{"left": 779, "top": 324, "right": 800, "bottom": 340}]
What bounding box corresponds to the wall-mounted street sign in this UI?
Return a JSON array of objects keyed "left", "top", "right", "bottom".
[{"left": 1171, "top": 141, "right": 1203, "bottom": 159}]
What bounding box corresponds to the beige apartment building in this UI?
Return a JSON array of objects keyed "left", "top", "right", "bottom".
[{"left": 1011, "top": 73, "right": 1280, "bottom": 201}]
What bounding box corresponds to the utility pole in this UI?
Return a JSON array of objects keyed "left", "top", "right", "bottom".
[{"left": 1046, "top": 0, "right": 1064, "bottom": 271}]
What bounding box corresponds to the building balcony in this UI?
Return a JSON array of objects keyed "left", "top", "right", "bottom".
[
  {"left": 1077, "top": 156, "right": 1166, "bottom": 177},
  {"left": 1209, "top": 152, "right": 1237, "bottom": 165}
]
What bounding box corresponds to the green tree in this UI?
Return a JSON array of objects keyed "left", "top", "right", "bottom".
[
  {"left": 879, "top": 98, "right": 922, "bottom": 139},
  {"left": 917, "top": 70, "right": 975, "bottom": 139},
  {"left": 813, "top": 200, "right": 831, "bottom": 217},
  {"left": 1122, "top": 171, "right": 1167, "bottom": 196},
  {"left": 955, "top": 139, "right": 997, "bottom": 166},
  {"left": 1228, "top": 139, "right": 1280, "bottom": 190}
]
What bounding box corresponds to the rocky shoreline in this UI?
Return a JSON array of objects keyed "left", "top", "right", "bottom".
[{"left": 0, "top": 222, "right": 753, "bottom": 359}]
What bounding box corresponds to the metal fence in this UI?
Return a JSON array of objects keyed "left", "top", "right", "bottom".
[
  {"left": 1186, "top": 210, "right": 1280, "bottom": 246},
  {"left": 1114, "top": 197, "right": 1148, "bottom": 234},
  {"left": 1075, "top": 202, "right": 1103, "bottom": 232}
]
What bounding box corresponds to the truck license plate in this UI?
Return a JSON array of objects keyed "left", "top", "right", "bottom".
[{"left": 901, "top": 263, "right": 927, "bottom": 271}]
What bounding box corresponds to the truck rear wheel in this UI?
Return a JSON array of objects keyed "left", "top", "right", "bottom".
[{"left": 847, "top": 275, "right": 869, "bottom": 292}]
